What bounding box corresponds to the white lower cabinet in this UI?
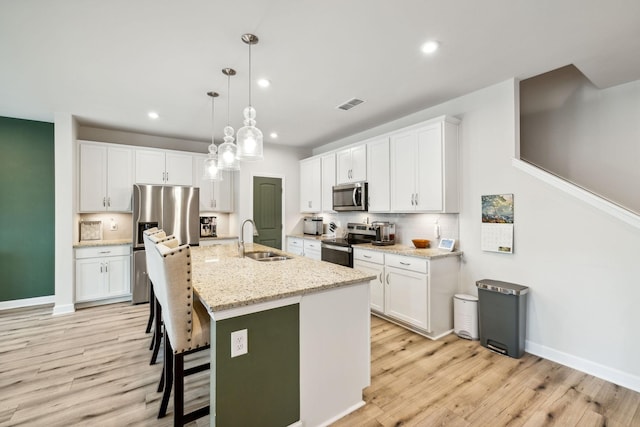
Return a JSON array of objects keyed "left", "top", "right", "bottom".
[
  {"left": 353, "top": 250, "right": 385, "bottom": 313},
  {"left": 354, "top": 248, "right": 459, "bottom": 338},
  {"left": 75, "top": 245, "right": 131, "bottom": 303},
  {"left": 287, "top": 237, "right": 304, "bottom": 256},
  {"left": 287, "top": 236, "right": 321, "bottom": 259},
  {"left": 303, "top": 239, "right": 321, "bottom": 260}
]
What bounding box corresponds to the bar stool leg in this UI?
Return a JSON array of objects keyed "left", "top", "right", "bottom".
[
  {"left": 150, "top": 301, "right": 162, "bottom": 365},
  {"left": 145, "top": 282, "right": 155, "bottom": 334}
]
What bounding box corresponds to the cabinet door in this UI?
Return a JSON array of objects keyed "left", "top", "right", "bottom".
[
  {"left": 299, "top": 157, "right": 321, "bottom": 212},
  {"left": 354, "top": 259, "right": 384, "bottom": 313},
  {"left": 366, "top": 137, "right": 390, "bottom": 212},
  {"left": 321, "top": 153, "right": 336, "bottom": 212},
  {"left": 390, "top": 131, "right": 417, "bottom": 211},
  {"left": 76, "top": 258, "right": 105, "bottom": 302},
  {"left": 303, "top": 240, "right": 322, "bottom": 260},
  {"left": 385, "top": 265, "right": 429, "bottom": 331},
  {"left": 213, "top": 170, "right": 233, "bottom": 212},
  {"left": 106, "top": 146, "right": 133, "bottom": 211},
  {"left": 350, "top": 144, "right": 367, "bottom": 182},
  {"left": 193, "top": 154, "right": 215, "bottom": 211},
  {"left": 415, "top": 124, "right": 443, "bottom": 211},
  {"left": 79, "top": 144, "right": 107, "bottom": 212},
  {"left": 135, "top": 149, "right": 166, "bottom": 184},
  {"left": 165, "top": 152, "right": 193, "bottom": 185},
  {"left": 105, "top": 255, "right": 130, "bottom": 297},
  {"left": 336, "top": 148, "right": 352, "bottom": 184}
]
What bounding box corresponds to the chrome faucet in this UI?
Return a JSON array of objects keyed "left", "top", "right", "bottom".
[{"left": 239, "top": 219, "right": 259, "bottom": 257}]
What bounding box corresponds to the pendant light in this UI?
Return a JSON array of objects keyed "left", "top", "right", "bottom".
[
  {"left": 202, "top": 91, "right": 223, "bottom": 181},
  {"left": 218, "top": 68, "right": 240, "bottom": 171},
  {"left": 236, "top": 33, "right": 264, "bottom": 161}
]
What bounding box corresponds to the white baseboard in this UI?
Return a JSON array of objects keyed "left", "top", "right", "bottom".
[
  {"left": 0, "top": 295, "right": 54, "bottom": 311},
  {"left": 316, "top": 400, "right": 366, "bottom": 427},
  {"left": 52, "top": 303, "right": 76, "bottom": 316},
  {"left": 526, "top": 340, "right": 640, "bottom": 393}
]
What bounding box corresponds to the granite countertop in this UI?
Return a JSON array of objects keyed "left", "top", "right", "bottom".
[
  {"left": 191, "top": 243, "right": 375, "bottom": 312},
  {"left": 74, "top": 239, "right": 132, "bottom": 248},
  {"left": 354, "top": 243, "right": 463, "bottom": 260},
  {"left": 200, "top": 235, "right": 238, "bottom": 241}
]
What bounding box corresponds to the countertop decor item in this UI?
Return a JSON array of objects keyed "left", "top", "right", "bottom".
[
  {"left": 412, "top": 239, "right": 430, "bottom": 248},
  {"left": 80, "top": 221, "right": 102, "bottom": 241}
]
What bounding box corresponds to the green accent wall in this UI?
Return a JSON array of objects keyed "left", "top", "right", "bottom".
[
  {"left": 0, "top": 116, "right": 55, "bottom": 301},
  {"left": 215, "top": 304, "right": 300, "bottom": 426}
]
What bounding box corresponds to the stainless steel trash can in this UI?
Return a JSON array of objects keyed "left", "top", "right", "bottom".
[
  {"left": 454, "top": 294, "right": 479, "bottom": 340},
  {"left": 476, "top": 279, "right": 529, "bottom": 358}
]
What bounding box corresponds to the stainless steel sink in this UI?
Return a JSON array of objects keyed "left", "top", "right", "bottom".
[{"left": 244, "top": 251, "right": 291, "bottom": 262}]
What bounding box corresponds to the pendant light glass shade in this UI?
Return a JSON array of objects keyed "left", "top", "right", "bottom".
[
  {"left": 218, "top": 68, "right": 240, "bottom": 171},
  {"left": 236, "top": 34, "right": 264, "bottom": 161},
  {"left": 202, "top": 91, "right": 223, "bottom": 181}
]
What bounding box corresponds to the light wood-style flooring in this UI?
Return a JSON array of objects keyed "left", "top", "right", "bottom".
[{"left": 1, "top": 303, "right": 639, "bottom": 426}]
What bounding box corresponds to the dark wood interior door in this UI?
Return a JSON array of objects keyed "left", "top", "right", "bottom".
[{"left": 253, "top": 176, "right": 283, "bottom": 249}]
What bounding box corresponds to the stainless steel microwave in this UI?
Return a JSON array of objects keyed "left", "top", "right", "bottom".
[{"left": 332, "top": 182, "right": 368, "bottom": 211}]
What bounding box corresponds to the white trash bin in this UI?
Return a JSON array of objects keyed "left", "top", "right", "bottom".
[{"left": 454, "top": 294, "right": 479, "bottom": 340}]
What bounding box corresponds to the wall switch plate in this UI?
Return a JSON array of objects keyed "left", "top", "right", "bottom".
[{"left": 231, "top": 329, "right": 248, "bottom": 358}]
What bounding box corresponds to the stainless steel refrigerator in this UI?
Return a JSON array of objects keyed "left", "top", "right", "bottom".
[{"left": 131, "top": 184, "right": 199, "bottom": 304}]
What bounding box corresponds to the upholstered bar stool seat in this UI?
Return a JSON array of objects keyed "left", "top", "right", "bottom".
[
  {"left": 143, "top": 229, "right": 177, "bottom": 365},
  {"left": 152, "top": 241, "right": 210, "bottom": 426}
]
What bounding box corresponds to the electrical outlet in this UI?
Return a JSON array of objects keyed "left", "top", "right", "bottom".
[
  {"left": 110, "top": 219, "right": 118, "bottom": 231},
  {"left": 230, "top": 329, "right": 248, "bottom": 358}
]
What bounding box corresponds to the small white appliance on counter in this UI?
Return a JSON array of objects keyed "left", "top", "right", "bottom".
[{"left": 303, "top": 216, "right": 323, "bottom": 235}]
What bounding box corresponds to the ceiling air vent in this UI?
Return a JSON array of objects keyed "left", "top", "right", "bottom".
[{"left": 336, "top": 98, "right": 365, "bottom": 111}]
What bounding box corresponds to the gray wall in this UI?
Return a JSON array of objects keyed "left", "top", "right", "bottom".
[{"left": 520, "top": 65, "right": 640, "bottom": 213}]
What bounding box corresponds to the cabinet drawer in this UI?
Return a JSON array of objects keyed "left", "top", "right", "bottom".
[
  {"left": 385, "top": 253, "right": 428, "bottom": 274},
  {"left": 303, "top": 239, "right": 321, "bottom": 251},
  {"left": 354, "top": 249, "right": 384, "bottom": 264},
  {"left": 288, "top": 237, "right": 303, "bottom": 248},
  {"left": 76, "top": 245, "right": 131, "bottom": 259}
]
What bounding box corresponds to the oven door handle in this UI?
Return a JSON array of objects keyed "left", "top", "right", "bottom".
[{"left": 321, "top": 243, "right": 352, "bottom": 253}]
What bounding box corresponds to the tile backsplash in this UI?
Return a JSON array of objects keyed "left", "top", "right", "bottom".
[
  {"left": 316, "top": 212, "right": 459, "bottom": 249},
  {"left": 78, "top": 213, "right": 133, "bottom": 241}
]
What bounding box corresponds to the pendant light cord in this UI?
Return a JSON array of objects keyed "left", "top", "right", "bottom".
[
  {"left": 211, "top": 96, "right": 215, "bottom": 145},
  {"left": 248, "top": 41, "right": 252, "bottom": 109},
  {"left": 227, "top": 73, "right": 231, "bottom": 126}
]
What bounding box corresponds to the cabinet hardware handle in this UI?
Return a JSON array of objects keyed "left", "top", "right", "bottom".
[
  {"left": 105, "top": 264, "right": 108, "bottom": 273},
  {"left": 100, "top": 263, "right": 104, "bottom": 273},
  {"left": 98, "top": 251, "right": 111, "bottom": 254},
  {"left": 107, "top": 197, "right": 111, "bottom": 207},
  {"left": 379, "top": 272, "right": 383, "bottom": 283},
  {"left": 415, "top": 193, "right": 418, "bottom": 206},
  {"left": 166, "top": 172, "right": 168, "bottom": 182},
  {"left": 400, "top": 261, "right": 411, "bottom": 266},
  {"left": 363, "top": 255, "right": 371, "bottom": 258},
  {"left": 214, "top": 200, "right": 217, "bottom": 208},
  {"left": 386, "top": 273, "right": 390, "bottom": 284},
  {"left": 103, "top": 197, "right": 106, "bottom": 207},
  {"left": 410, "top": 193, "right": 414, "bottom": 206}
]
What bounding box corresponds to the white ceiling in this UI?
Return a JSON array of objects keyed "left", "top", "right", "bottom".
[{"left": 1, "top": 0, "right": 639, "bottom": 149}]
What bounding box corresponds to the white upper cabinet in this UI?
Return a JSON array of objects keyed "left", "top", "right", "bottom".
[
  {"left": 321, "top": 153, "right": 336, "bottom": 212},
  {"left": 193, "top": 154, "right": 234, "bottom": 212},
  {"left": 79, "top": 142, "right": 133, "bottom": 212},
  {"left": 135, "top": 149, "right": 193, "bottom": 186},
  {"left": 300, "top": 156, "right": 322, "bottom": 213},
  {"left": 390, "top": 116, "right": 459, "bottom": 213},
  {"left": 336, "top": 144, "right": 366, "bottom": 184},
  {"left": 366, "top": 137, "right": 390, "bottom": 212}
]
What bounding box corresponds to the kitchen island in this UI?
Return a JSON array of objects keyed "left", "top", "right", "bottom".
[{"left": 191, "top": 243, "right": 375, "bottom": 427}]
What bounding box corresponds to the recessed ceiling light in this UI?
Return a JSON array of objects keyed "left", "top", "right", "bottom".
[
  {"left": 270, "top": 132, "right": 278, "bottom": 139},
  {"left": 257, "top": 78, "right": 271, "bottom": 88},
  {"left": 421, "top": 40, "right": 439, "bottom": 54},
  {"left": 148, "top": 111, "right": 159, "bottom": 120}
]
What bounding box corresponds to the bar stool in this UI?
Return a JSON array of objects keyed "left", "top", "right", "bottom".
[
  {"left": 143, "top": 229, "right": 176, "bottom": 365},
  {"left": 152, "top": 241, "right": 210, "bottom": 425}
]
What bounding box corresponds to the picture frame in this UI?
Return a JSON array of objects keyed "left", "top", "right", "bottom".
[{"left": 438, "top": 238, "right": 455, "bottom": 251}]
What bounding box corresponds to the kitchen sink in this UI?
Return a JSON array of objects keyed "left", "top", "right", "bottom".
[{"left": 244, "top": 251, "right": 291, "bottom": 262}]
